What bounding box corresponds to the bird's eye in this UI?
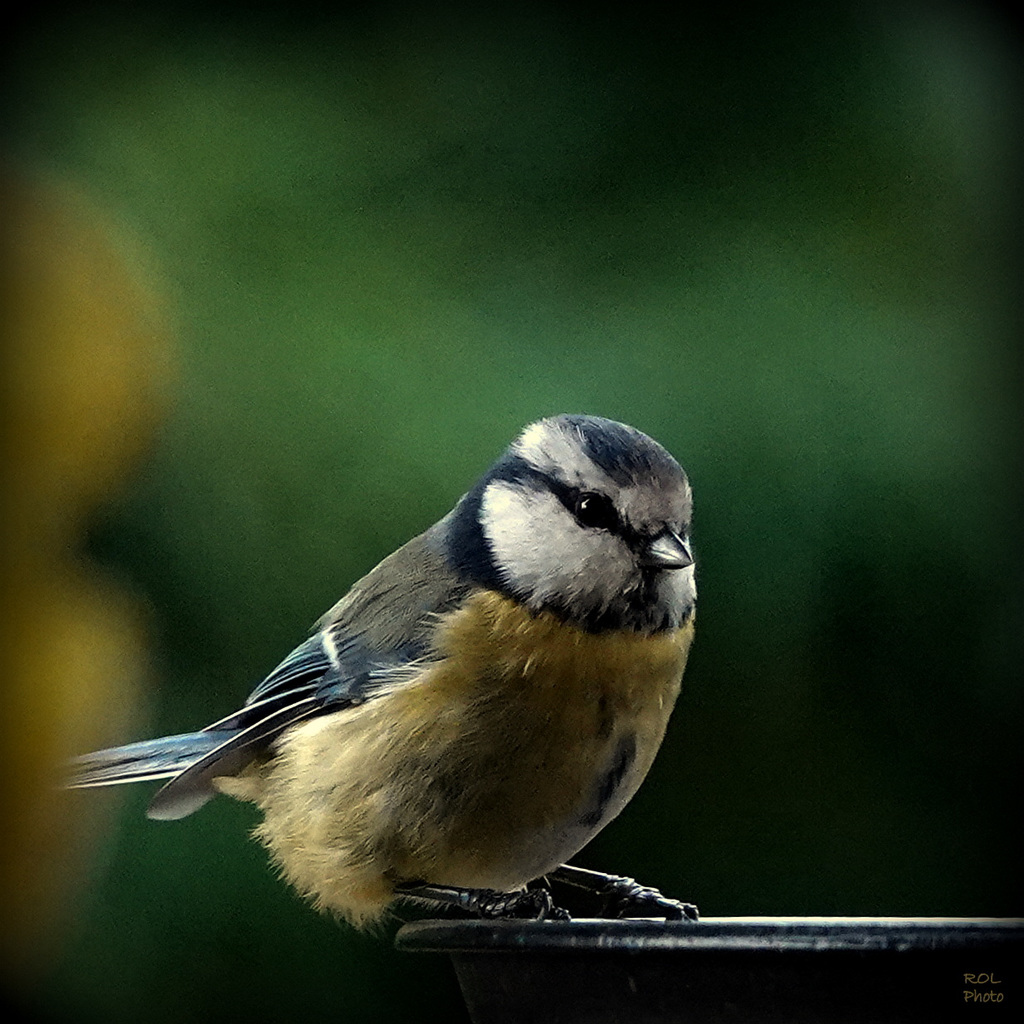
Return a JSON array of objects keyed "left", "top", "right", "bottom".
[{"left": 572, "top": 491, "right": 618, "bottom": 532}]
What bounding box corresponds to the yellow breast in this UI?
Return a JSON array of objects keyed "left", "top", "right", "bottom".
[{"left": 379, "top": 590, "right": 695, "bottom": 888}]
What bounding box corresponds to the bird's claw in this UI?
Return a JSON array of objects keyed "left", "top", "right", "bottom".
[
  {"left": 475, "top": 887, "right": 572, "bottom": 921},
  {"left": 395, "top": 880, "right": 571, "bottom": 921},
  {"left": 596, "top": 873, "right": 699, "bottom": 921}
]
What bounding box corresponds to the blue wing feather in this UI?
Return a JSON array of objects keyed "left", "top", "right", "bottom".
[
  {"left": 68, "top": 520, "right": 465, "bottom": 818},
  {"left": 145, "top": 629, "right": 401, "bottom": 819}
]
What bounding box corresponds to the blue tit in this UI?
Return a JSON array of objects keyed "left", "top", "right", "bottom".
[{"left": 70, "top": 414, "right": 697, "bottom": 926}]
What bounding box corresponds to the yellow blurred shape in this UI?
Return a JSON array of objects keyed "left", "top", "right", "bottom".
[{"left": 1, "top": 169, "right": 172, "bottom": 983}]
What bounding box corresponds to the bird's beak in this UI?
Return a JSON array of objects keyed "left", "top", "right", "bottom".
[{"left": 640, "top": 530, "right": 693, "bottom": 570}]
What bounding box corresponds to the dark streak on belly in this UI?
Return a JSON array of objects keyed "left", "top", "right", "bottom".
[{"left": 578, "top": 732, "right": 637, "bottom": 829}]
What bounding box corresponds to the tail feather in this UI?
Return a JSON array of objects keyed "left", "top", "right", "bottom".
[{"left": 67, "top": 732, "right": 230, "bottom": 789}]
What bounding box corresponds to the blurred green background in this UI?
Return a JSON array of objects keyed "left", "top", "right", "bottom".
[{"left": 4, "top": 2, "right": 1021, "bottom": 1022}]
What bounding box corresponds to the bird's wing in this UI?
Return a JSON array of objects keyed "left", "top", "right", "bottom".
[
  {"left": 146, "top": 517, "right": 468, "bottom": 819},
  {"left": 242, "top": 512, "right": 468, "bottom": 709},
  {"left": 313, "top": 510, "right": 469, "bottom": 654}
]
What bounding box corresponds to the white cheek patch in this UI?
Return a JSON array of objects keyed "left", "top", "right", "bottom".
[{"left": 480, "top": 481, "right": 635, "bottom": 615}]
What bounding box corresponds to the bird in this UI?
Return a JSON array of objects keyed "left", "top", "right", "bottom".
[{"left": 69, "top": 414, "right": 698, "bottom": 927}]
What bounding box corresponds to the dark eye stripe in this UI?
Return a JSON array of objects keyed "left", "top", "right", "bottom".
[
  {"left": 572, "top": 491, "right": 619, "bottom": 532},
  {"left": 482, "top": 452, "right": 655, "bottom": 546},
  {"left": 544, "top": 479, "right": 628, "bottom": 536}
]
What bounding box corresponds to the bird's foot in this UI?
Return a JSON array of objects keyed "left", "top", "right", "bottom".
[
  {"left": 547, "top": 864, "right": 698, "bottom": 921},
  {"left": 396, "top": 881, "right": 571, "bottom": 921}
]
